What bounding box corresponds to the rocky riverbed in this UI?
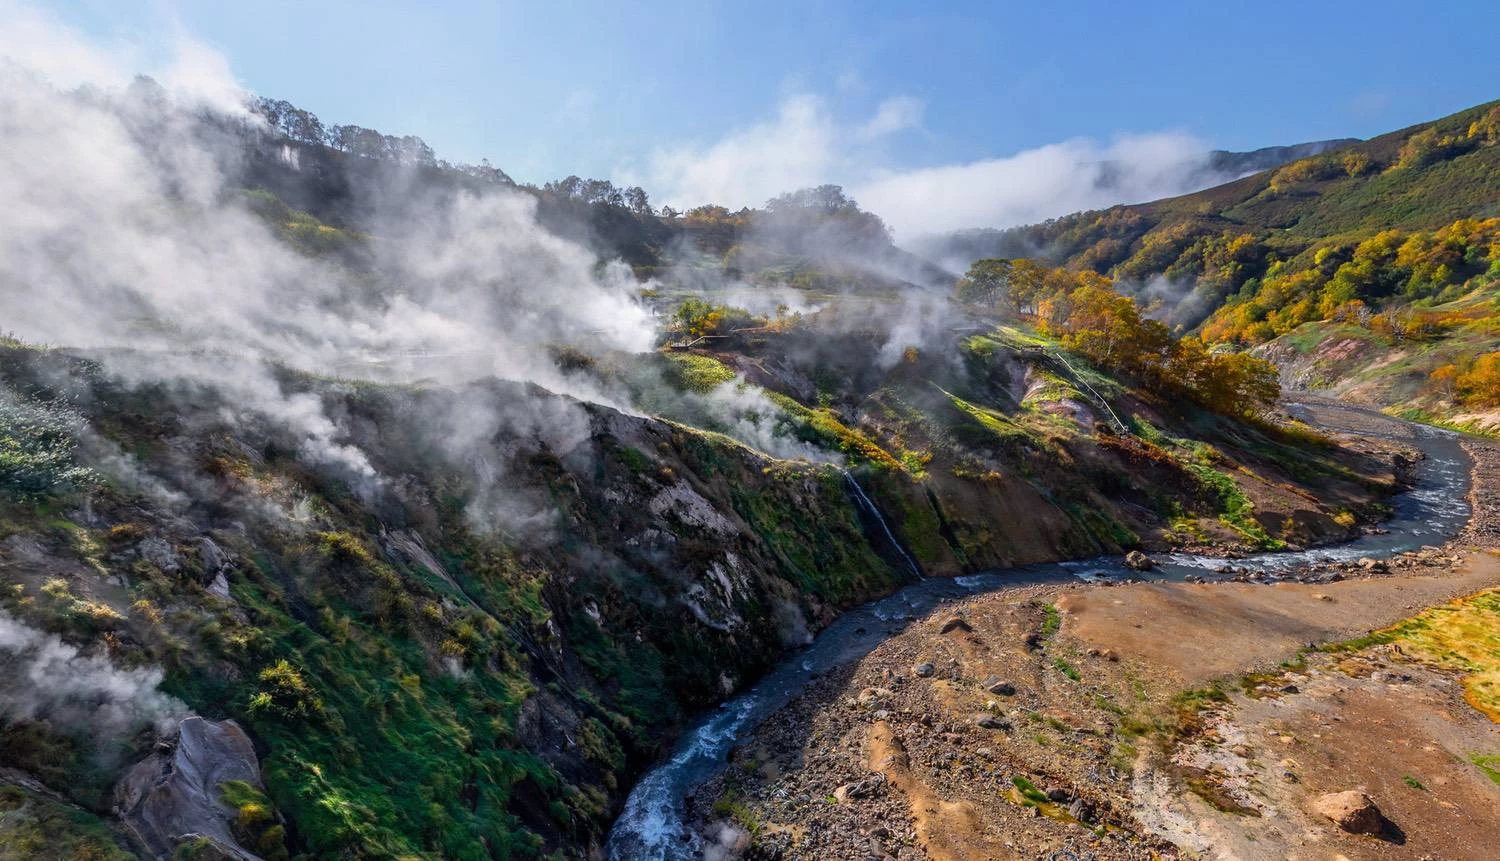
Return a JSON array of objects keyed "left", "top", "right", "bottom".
[{"left": 683, "top": 434, "right": 1500, "bottom": 860}]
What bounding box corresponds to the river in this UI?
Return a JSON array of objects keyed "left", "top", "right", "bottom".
[{"left": 604, "top": 405, "right": 1472, "bottom": 859}]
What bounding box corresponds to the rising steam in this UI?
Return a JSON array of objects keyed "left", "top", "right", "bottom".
[{"left": 0, "top": 612, "right": 191, "bottom": 739}]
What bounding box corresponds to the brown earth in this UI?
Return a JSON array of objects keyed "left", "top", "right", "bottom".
[
  {"left": 1057, "top": 555, "right": 1500, "bottom": 687},
  {"left": 688, "top": 433, "right": 1500, "bottom": 860}
]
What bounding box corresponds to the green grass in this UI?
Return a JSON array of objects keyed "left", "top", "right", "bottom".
[
  {"left": 1471, "top": 754, "right": 1500, "bottom": 786},
  {"left": 1009, "top": 775, "right": 1051, "bottom": 805},
  {"left": 1039, "top": 602, "right": 1062, "bottom": 640},
  {"left": 1184, "top": 461, "right": 1284, "bottom": 550},
  {"left": 710, "top": 794, "right": 763, "bottom": 834},
  {"left": 0, "top": 784, "right": 134, "bottom": 861},
  {"left": 664, "top": 353, "right": 737, "bottom": 393}
]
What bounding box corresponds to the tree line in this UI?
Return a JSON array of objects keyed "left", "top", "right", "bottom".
[
  {"left": 957, "top": 258, "right": 1280, "bottom": 419},
  {"left": 250, "top": 96, "right": 513, "bottom": 184}
]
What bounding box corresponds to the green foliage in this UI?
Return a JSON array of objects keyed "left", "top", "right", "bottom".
[
  {"left": 0, "top": 783, "right": 134, "bottom": 861},
  {"left": 1472, "top": 754, "right": 1500, "bottom": 786},
  {"left": 0, "top": 396, "right": 96, "bottom": 500},
  {"left": 1039, "top": 603, "right": 1061, "bottom": 639},
  {"left": 0, "top": 721, "right": 122, "bottom": 812},
  {"left": 968, "top": 261, "right": 1281, "bottom": 418},
  {"left": 219, "top": 780, "right": 289, "bottom": 861},
  {"left": 710, "top": 794, "right": 763, "bottom": 833},
  {"left": 664, "top": 353, "right": 737, "bottom": 393},
  {"left": 955, "top": 258, "right": 1013, "bottom": 305},
  {"left": 668, "top": 300, "right": 765, "bottom": 340},
  {"left": 1009, "top": 775, "right": 1050, "bottom": 805},
  {"left": 975, "top": 100, "right": 1500, "bottom": 378},
  {"left": 248, "top": 660, "right": 324, "bottom": 720},
  {"left": 765, "top": 392, "right": 904, "bottom": 470}
]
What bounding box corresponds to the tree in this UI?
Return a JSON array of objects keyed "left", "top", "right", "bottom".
[
  {"left": 764, "top": 184, "right": 855, "bottom": 214},
  {"left": 326, "top": 124, "right": 353, "bottom": 152},
  {"left": 581, "top": 178, "right": 623, "bottom": 207},
  {"left": 625, "top": 186, "right": 651, "bottom": 216},
  {"left": 1456, "top": 353, "right": 1500, "bottom": 407},
  {"left": 1005, "top": 258, "right": 1066, "bottom": 318},
  {"left": 955, "top": 258, "right": 1012, "bottom": 306},
  {"left": 545, "top": 175, "right": 584, "bottom": 200},
  {"left": 284, "top": 108, "right": 325, "bottom": 146},
  {"left": 392, "top": 135, "right": 435, "bottom": 166}
]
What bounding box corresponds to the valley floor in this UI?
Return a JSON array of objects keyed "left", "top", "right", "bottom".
[{"left": 688, "top": 422, "right": 1500, "bottom": 860}]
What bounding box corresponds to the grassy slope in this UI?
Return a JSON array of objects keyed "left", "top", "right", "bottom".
[
  {"left": 1259, "top": 283, "right": 1500, "bottom": 433},
  {"left": 980, "top": 98, "right": 1500, "bottom": 423},
  {"left": 1022, "top": 99, "right": 1500, "bottom": 265}
]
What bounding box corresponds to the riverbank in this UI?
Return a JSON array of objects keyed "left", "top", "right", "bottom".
[{"left": 684, "top": 433, "right": 1500, "bottom": 860}]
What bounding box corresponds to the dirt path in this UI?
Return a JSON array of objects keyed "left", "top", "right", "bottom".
[{"left": 688, "top": 436, "right": 1500, "bottom": 860}]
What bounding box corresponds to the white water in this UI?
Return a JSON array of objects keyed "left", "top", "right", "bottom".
[{"left": 844, "top": 471, "right": 923, "bottom": 579}]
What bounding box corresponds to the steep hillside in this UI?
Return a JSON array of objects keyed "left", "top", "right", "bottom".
[{"left": 939, "top": 99, "right": 1500, "bottom": 424}]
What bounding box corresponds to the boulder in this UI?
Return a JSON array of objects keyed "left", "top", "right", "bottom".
[
  {"left": 975, "top": 714, "right": 1010, "bottom": 731},
  {"left": 137, "top": 537, "right": 181, "bottom": 574},
  {"left": 981, "top": 676, "right": 1016, "bottom": 696},
  {"left": 1124, "top": 550, "right": 1154, "bottom": 571},
  {"left": 912, "top": 662, "right": 935, "bottom": 678},
  {"left": 1312, "top": 790, "right": 1385, "bottom": 835},
  {"left": 832, "top": 777, "right": 881, "bottom": 803},
  {"left": 116, "top": 717, "right": 268, "bottom": 861},
  {"left": 1067, "top": 797, "right": 1093, "bottom": 823}
]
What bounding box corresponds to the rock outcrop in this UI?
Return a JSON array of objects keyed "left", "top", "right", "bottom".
[
  {"left": 1311, "top": 790, "right": 1386, "bottom": 835},
  {"left": 116, "top": 717, "right": 268, "bottom": 861}
]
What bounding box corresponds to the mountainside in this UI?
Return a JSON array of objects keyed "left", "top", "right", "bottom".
[
  {"left": 0, "top": 74, "right": 1410, "bottom": 860},
  {"left": 941, "top": 100, "right": 1500, "bottom": 429}
]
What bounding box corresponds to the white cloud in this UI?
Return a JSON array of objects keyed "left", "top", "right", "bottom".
[
  {"left": 622, "top": 92, "right": 1223, "bottom": 242},
  {"left": 855, "top": 95, "right": 924, "bottom": 141},
  {"left": 855, "top": 131, "right": 1212, "bottom": 238},
  {"left": 630, "top": 94, "right": 838, "bottom": 211}
]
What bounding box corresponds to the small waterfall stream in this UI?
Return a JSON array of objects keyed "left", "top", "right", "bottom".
[{"left": 844, "top": 471, "right": 923, "bottom": 580}]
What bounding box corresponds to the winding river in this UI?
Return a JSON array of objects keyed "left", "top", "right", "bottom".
[{"left": 605, "top": 405, "right": 1472, "bottom": 860}]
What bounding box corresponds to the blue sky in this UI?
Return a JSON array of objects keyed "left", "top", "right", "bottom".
[{"left": 33, "top": 1, "right": 1498, "bottom": 234}]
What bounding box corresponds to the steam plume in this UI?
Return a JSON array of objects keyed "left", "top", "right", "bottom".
[{"left": 0, "top": 612, "right": 190, "bottom": 739}]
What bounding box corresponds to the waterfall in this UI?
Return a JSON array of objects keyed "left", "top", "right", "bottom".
[{"left": 844, "top": 471, "right": 923, "bottom": 580}]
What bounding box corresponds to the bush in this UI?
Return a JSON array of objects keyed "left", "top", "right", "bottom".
[
  {"left": 248, "top": 660, "right": 323, "bottom": 720},
  {"left": 0, "top": 395, "right": 97, "bottom": 499}
]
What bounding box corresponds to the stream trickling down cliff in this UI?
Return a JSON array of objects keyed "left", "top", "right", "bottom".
[{"left": 605, "top": 412, "right": 1472, "bottom": 860}]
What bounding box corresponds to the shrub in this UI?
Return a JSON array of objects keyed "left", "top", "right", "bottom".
[
  {"left": 248, "top": 660, "right": 323, "bottom": 720},
  {"left": 0, "top": 395, "right": 97, "bottom": 499}
]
